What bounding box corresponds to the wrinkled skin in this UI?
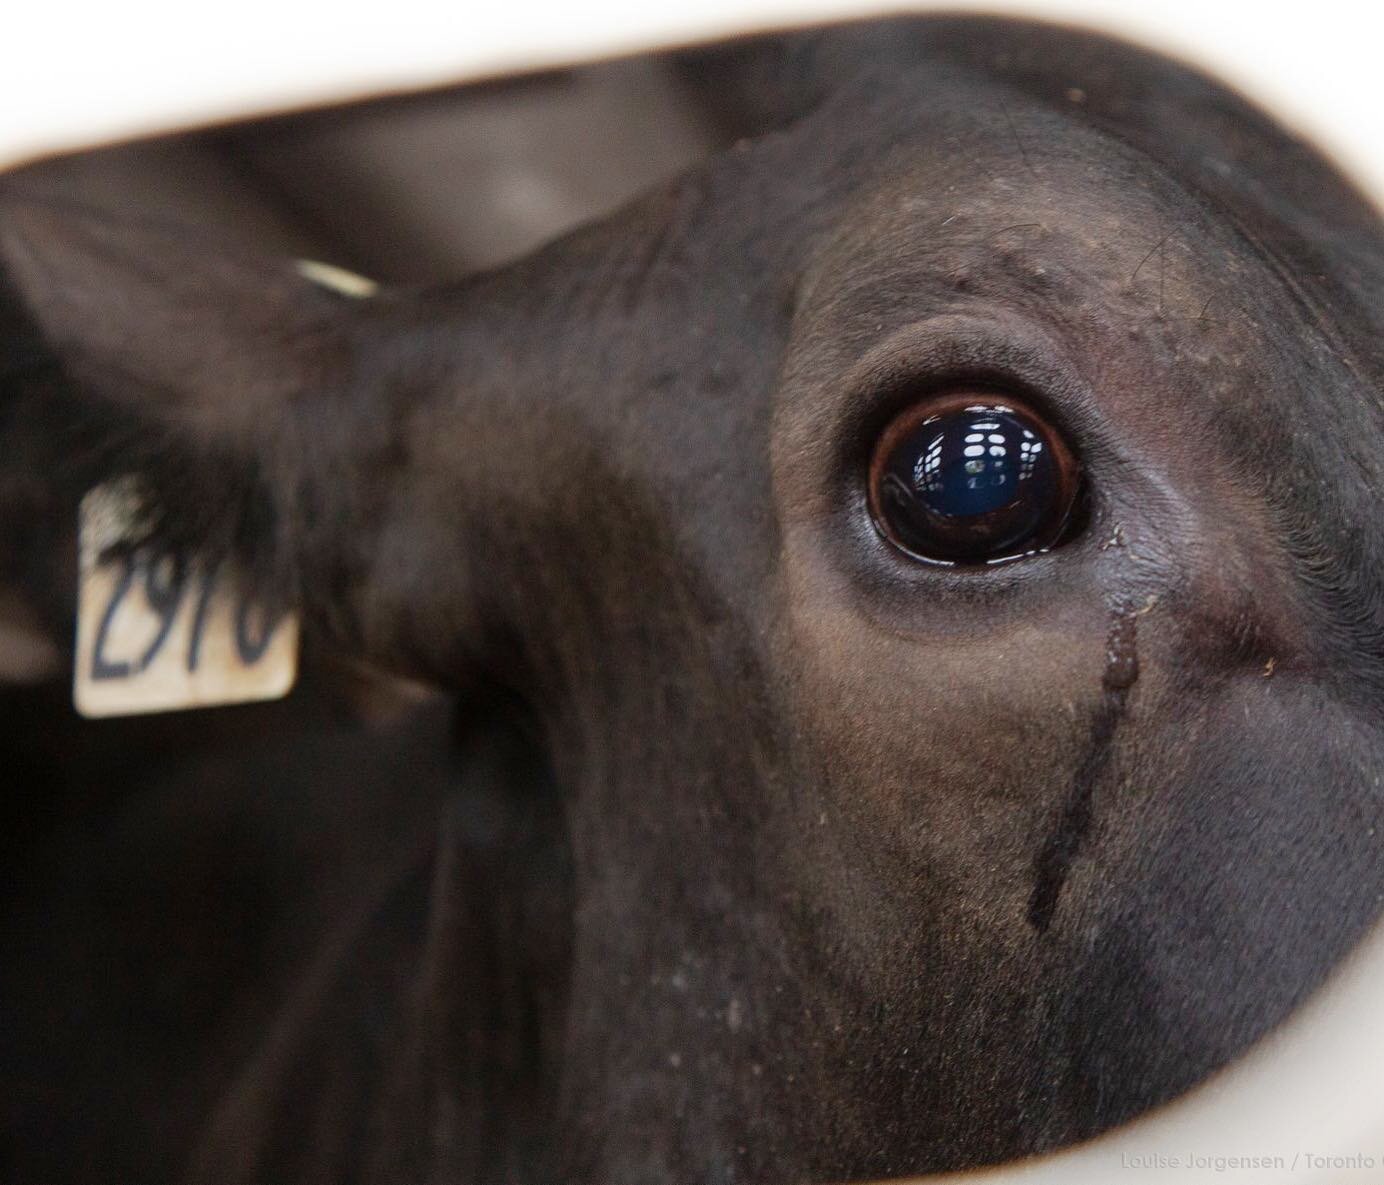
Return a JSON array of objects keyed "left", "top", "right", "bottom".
[{"left": 3, "top": 15, "right": 1384, "bottom": 1185}]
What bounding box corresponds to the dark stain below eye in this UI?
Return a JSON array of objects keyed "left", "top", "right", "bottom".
[{"left": 1027, "top": 604, "right": 1140, "bottom": 932}]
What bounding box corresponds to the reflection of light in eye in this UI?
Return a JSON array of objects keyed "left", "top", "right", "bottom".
[
  {"left": 965, "top": 445, "right": 985, "bottom": 457},
  {"left": 989, "top": 445, "right": 1006, "bottom": 457},
  {"left": 1031, "top": 442, "right": 1043, "bottom": 453},
  {"left": 965, "top": 433, "right": 984, "bottom": 444},
  {"left": 965, "top": 459, "right": 985, "bottom": 474},
  {"left": 988, "top": 434, "right": 1006, "bottom": 444},
  {"left": 1022, "top": 428, "right": 1035, "bottom": 440}
]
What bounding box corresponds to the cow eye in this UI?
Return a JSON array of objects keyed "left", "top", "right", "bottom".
[{"left": 866, "top": 391, "right": 1081, "bottom": 565}]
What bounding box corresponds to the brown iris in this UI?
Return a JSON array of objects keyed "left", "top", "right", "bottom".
[{"left": 867, "top": 390, "right": 1080, "bottom": 565}]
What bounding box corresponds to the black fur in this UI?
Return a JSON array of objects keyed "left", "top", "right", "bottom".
[{"left": 3, "top": 15, "right": 1383, "bottom": 1185}]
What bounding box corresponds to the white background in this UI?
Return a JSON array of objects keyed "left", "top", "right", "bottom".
[{"left": 2, "top": 1, "right": 1382, "bottom": 206}]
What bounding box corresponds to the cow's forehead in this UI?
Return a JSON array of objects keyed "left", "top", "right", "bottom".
[
  {"left": 780, "top": 98, "right": 1373, "bottom": 466},
  {"left": 802, "top": 107, "right": 1289, "bottom": 351}
]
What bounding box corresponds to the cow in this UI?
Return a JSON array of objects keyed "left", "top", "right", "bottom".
[{"left": 2, "top": 12, "right": 1382, "bottom": 1185}]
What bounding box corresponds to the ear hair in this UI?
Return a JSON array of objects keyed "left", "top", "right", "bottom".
[{"left": 0, "top": 194, "right": 376, "bottom": 608}]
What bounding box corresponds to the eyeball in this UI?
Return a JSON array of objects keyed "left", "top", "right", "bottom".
[{"left": 867, "top": 391, "right": 1081, "bottom": 565}]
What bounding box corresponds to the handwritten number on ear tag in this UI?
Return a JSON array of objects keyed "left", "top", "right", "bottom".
[
  {"left": 89, "top": 553, "right": 137, "bottom": 682},
  {"left": 74, "top": 483, "right": 298, "bottom": 718},
  {"left": 184, "top": 566, "right": 217, "bottom": 674}
]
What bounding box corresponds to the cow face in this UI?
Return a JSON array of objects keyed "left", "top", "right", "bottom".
[{"left": 3, "top": 16, "right": 1383, "bottom": 1184}]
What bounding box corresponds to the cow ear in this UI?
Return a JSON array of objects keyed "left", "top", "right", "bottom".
[
  {"left": 0, "top": 196, "right": 405, "bottom": 657},
  {"left": 0, "top": 195, "right": 365, "bottom": 445},
  {"left": 2, "top": 196, "right": 511, "bottom": 681}
]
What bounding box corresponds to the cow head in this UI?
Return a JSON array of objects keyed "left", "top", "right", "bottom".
[{"left": 3, "top": 16, "right": 1383, "bottom": 1183}]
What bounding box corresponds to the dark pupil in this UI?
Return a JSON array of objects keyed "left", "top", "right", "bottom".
[{"left": 878, "top": 403, "right": 1063, "bottom": 562}]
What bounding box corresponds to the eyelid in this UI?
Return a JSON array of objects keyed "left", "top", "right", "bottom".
[{"left": 827, "top": 313, "right": 1103, "bottom": 477}]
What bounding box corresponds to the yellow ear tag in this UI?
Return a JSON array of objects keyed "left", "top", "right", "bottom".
[
  {"left": 70, "top": 259, "right": 373, "bottom": 718},
  {"left": 73, "top": 481, "right": 298, "bottom": 718}
]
